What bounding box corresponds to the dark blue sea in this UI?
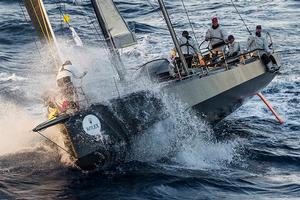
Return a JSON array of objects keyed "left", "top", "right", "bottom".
[{"left": 0, "top": 0, "right": 299, "bottom": 199}]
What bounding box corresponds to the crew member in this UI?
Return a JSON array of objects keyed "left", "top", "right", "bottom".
[
  {"left": 226, "top": 35, "right": 240, "bottom": 57},
  {"left": 247, "top": 25, "right": 276, "bottom": 71},
  {"left": 205, "top": 16, "right": 227, "bottom": 50},
  {"left": 246, "top": 25, "right": 270, "bottom": 54},
  {"left": 171, "top": 30, "right": 199, "bottom": 69},
  {"left": 56, "top": 60, "right": 87, "bottom": 112},
  {"left": 42, "top": 94, "right": 59, "bottom": 120}
]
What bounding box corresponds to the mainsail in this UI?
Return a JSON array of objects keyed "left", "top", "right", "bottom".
[
  {"left": 91, "top": 0, "right": 137, "bottom": 49},
  {"left": 24, "top": 0, "right": 62, "bottom": 67}
]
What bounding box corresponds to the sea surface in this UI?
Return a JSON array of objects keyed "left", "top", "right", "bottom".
[{"left": 0, "top": 0, "right": 300, "bottom": 199}]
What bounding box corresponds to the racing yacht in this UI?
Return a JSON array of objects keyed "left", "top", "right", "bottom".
[{"left": 24, "top": 0, "right": 280, "bottom": 170}]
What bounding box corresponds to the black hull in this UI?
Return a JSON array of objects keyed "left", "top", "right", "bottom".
[{"left": 60, "top": 91, "right": 166, "bottom": 170}]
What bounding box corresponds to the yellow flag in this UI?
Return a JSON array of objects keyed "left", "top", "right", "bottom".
[{"left": 63, "top": 15, "right": 71, "bottom": 23}]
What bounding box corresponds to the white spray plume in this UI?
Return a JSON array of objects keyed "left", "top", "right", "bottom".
[
  {"left": 130, "top": 90, "right": 241, "bottom": 170},
  {"left": 0, "top": 101, "right": 41, "bottom": 156}
]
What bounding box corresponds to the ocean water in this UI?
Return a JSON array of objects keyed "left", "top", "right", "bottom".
[{"left": 0, "top": 0, "right": 300, "bottom": 199}]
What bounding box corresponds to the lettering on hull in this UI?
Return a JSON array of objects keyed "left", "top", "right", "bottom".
[{"left": 82, "top": 115, "right": 103, "bottom": 141}]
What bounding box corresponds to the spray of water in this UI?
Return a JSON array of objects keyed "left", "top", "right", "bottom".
[
  {"left": 58, "top": 40, "right": 130, "bottom": 101},
  {"left": 129, "top": 87, "right": 241, "bottom": 170},
  {"left": 0, "top": 100, "right": 40, "bottom": 156}
]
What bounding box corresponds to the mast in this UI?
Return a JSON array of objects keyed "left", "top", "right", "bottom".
[
  {"left": 157, "top": 0, "right": 189, "bottom": 74},
  {"left": 23, "top": 0, "right": 63, "bottom": 68}
]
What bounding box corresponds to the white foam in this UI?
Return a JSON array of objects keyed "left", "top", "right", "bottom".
[
  {"left": 174, "top": 138, "right": 239, "bottom": 170},
  {"left": 130, "top": 92, "right": 242, "bottom": 170},
  {"left": 0, "top": 72, "right": 27, "bottom": 82}
]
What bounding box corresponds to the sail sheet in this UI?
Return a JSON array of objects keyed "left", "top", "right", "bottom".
[{"left": 91, "top": 0, "right": 137, "bottom": 49}]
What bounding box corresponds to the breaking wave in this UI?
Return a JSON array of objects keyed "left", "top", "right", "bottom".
[{"left": 0, "top": 72, "right": 27, "bottom": 82}]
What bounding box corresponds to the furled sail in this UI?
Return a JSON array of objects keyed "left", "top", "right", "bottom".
[
  {"left": 91, "top": 0, "right": 137, "bottom": 49},
  {"left": 24, "top": 0, "right": 62, "bottom": 67}
]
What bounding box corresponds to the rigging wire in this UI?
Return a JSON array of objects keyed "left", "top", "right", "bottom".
[
  {"left": 55, "top": 0, "right": 119, "bottom": 76},
  {"left": 179, "top": 0, "right": 200, "bottom": 48},
  {"left": 77, "top": 0, "right": 117, "bottom": 55},
  {"left": 55, "top": 1, "right": 71, "bottom": 27},
  {"left": 74, "top": 0, "right": 126, "bottom": 80},
  {"left": 230, "top": 0, "right": 252, "bottom": 35},
  {"left": 145, "top": 0, "right": 200, "bottom": 49},
  {"left": 145, "top": 0, "right": 165, "bottom": 21},
  {"left": 77, "top": 0, "right": 106, "bottom": 43},
  {"left": 35, "top": 130, "right": 76, "bottom": 158},
  {"left": 55, "top": 0, "right": 103, "bottom": 44},
  {"left": 20, "top": 0, "right": 63, "bottom": 69},
  {"left": 58, "top": 1, "right": 64, "bottom": 35},
  {"left": 18, "top": 0, "right": 42, "bottom": 57}
]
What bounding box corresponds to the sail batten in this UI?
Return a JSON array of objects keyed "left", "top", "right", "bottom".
[{"left": 91, "top": 0, "right": 137, "bottom": 49}]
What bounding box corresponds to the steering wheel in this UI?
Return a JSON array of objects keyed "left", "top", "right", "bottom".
[
  {"left": 179, "top": 43, "right": 198, "bottom": 55},
  {"left": 199, "top": 37, "right": 227, "bottom": 55},
  {"left": 173, "top": 43, "right": 200, "bottom": 67}
]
